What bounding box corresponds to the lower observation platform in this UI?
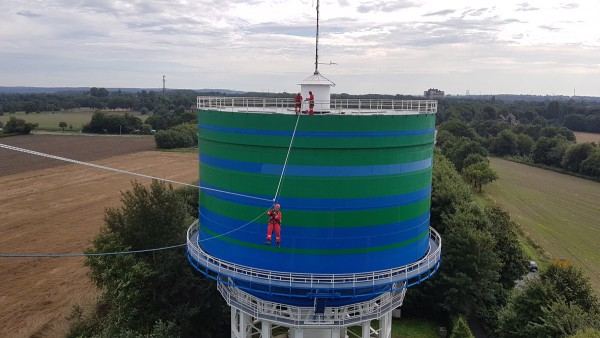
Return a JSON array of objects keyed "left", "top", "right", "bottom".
[
  {"left": 197, "top": 96, "right": 437, "bottom": 115},
  {"left": 186, "top": 221, "right": 441, "bottom": 305}
]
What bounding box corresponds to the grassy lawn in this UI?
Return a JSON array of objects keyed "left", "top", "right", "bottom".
[
  {"left": 392, "top": 318, "right": 440, "bottom": 338},
  {"left": 0, "top": 110, "right": 147, "bottom": 132},
  {"left": 485, "top": 157, "right": 600, "bottom": 293},
  {"left": 346, "top": 318, "right": 439, "bottom": 338}
]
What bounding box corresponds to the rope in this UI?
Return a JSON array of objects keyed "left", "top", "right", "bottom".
[
  {"left": 0, "top": 113, "right": 301, "bottom": 255},
  {"left": 273, "top": 113, "right": 302, "bottom": 203},
  {"left": 198, "top": 209, "right": 269, "bottom": 242},
  {"left": 0, "top": 244, "right": 186, "bottom": 258},
  {"left": 0, "top": 143, "right": 272, "bottom": 203}
]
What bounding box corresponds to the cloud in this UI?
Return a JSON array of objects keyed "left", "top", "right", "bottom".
[
  {"left": 16, "top": 10, "right": 41, "bottom": 17},
  {"left": 516, "top": 3, "right": 539, "bottom": 11},
  {"left": 461, "top": 8, "right": 491, "bottom": 17},
  {"left": 423, "top": 9, "right": 455, "bottom": 17},
  {"left": 539, "top": 25, "right": 561, "bottom": 32},
  {"left": 560, "top": 3, "right": 579, "bottom": 9},
  {"left": 356, "top": 0, "right": 419, "bottom": 13}
]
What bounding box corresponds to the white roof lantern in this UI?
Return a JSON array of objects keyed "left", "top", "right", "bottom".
[{"left": 299, "top": 72, "right": 335, "bottom": 113}]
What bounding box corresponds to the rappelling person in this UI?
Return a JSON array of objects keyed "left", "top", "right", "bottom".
[
  {"left": 305, "top": 91, "right": 315, "bottom": 115},
  {"left": 265, "top": 204, "right": 282, "bottom": 248},
  {"left": 294, "top": 92, "right": 303, "bottom": 114}
]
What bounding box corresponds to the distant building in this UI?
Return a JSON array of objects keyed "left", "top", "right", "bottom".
[{"left": 424, "top": 88, "right": 445, "bottom": 99}]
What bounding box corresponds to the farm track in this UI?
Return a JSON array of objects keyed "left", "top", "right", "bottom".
[
  {"left": 486, "top": 157, "right": 600, "bottom": 294},
  {"left": 0, "top": 134, "right": 198, "bottom": 337}
]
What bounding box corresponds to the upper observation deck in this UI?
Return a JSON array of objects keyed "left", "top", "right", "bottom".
[
  {"left": 197, "top": 96, "right": 438, "bottom": 115},
  {"left": 187, "top": 221, "right": 441, "bottom": 301}
]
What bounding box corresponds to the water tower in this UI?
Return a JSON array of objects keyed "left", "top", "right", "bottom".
[{"left": 187, "top": 3, "right": 441, "bottom": 337}]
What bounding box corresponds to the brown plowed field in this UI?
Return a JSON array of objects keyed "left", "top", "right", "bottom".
[{"left": 0, "top": 135, "right": 198, "bottom": 337}]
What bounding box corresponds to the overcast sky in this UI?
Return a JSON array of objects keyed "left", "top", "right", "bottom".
[{"left": 1, "top": 0, "right": 599, "bottom": 96}]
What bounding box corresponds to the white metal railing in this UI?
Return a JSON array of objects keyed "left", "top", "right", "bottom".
[
  {"left": 186, "top": 220, "right": 441, "bottom": 292},
  {"left": 197, "top": 96, "right": 437, "bottom": 115},
  {"left": 218, "top": 280, "right": 406, "bottom": 328}
]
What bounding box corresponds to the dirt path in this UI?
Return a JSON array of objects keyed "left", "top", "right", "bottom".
[{"left": 0, "top": 136, "right": 198, "bottom": 337}]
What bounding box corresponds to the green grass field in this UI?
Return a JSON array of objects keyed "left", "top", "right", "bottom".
[
  {"left": 345, "top": 318, "right": 439, "bottom": 338},
  {"left": 0, "top": 110, "right": 147, "bottom": 132},
  {"left": 486, "top": 158, "right": 600, "bottom": 293}
]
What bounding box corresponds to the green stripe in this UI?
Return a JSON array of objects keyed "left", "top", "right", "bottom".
[
  {"left": 199, "top": 138, "right": 434, "bottom": 166},
  {"left": 200, "top": 194, "right": 431, "bottom": 227},
  {"left": 198, "top": 111, "right": 436, "bottom": 149},
  {"left": 199, "top": 110, "right": 435, "bottom": 132},
  {"left": 200, "top": 164, "right": 432, "bottom": 198},
  {"left": 201, "top": 225, "right": 429, "bottom": 254}
]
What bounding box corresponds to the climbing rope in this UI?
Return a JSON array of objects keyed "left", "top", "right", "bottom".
[
  {"left": 198, "top": 208, "right": 270, "bottom": 242},
  {"left": 0, "top": 112, "right": 302, "bottom": 257},
  {"left": 273, "top": 112, "right": 302, "bottom": 203}
]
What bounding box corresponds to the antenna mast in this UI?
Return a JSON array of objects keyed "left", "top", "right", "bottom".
[{"left": 314, "top": 0, "right": 320, "bottom": 75}]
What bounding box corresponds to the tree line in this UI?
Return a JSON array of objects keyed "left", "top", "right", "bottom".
[
  {"left": 66, "top": 153, "right": 600, "bottom": 337},
  {"left": 437, "top": 109, "right": 600, "bottom": 180}
]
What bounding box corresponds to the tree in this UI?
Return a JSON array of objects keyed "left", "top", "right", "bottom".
[
  {"left": 75, "top": 181, "right": 229, "bottom": 337},
  {"left": 580, "top": 150, "right": 600, "bottom": 178},
  {"left": 462, "top": 153, "right": 487, "bottom": 170},
  {"left": 540, "top": 265, "right": 599, "bottom": 313},
  {"left": 532, "top": 136, "right": 570, "bottom": 166},
  {"left": 462, "top": 161, "right": 498, "bottom": 192},
  {"left": 569, "top": 328, "right": 600, "bottom": 338},
  {"left": 516, "top": 134, "right": 535, "bottom": 156},
  {"left": 4, "top": 116, "right": 37, "bottom": 134},
  {"left": 429, "top": 153, "right": 473, "bottom": 232},
  {"left": 484, "top": 205, "right": 528, "bottom": 288},
  {"left": 442, "top": 137, "right": 488, "bottom": 171},
  {"left": 438, "top": 120, "right": 479, "bottom": 140},
  {"left": 451, "top": 316, "right": 475, "bottom": 338},
  {"left": 497, "top": 265, "right": 600, "bottom": 338},
  {"left": 491, "top": 130, "right": 519, "bottom": 156},
  {"left": 59, "top": 121, "right": 68, "bottom": 132},
  {"left": 561, "top": 143, "right": 596, "bottom": 173}
]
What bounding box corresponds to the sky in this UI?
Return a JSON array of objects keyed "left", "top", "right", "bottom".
[{"left": 1, "top": 0, "right": 599, "bottom": 96}]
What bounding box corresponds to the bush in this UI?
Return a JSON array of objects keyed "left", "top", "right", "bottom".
[
  {"left": 3, "top": 116, "right": 37, "bottom": 134},
  {"left": 154, "top": 129, "right": 195, "bottom": 149}
]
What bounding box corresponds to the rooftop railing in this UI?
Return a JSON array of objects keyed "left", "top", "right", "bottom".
[{"left": 197, "top": 96, "right": 437, "bottom": 115}]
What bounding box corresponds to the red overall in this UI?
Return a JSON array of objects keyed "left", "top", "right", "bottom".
[
  {"left": 294, "top": 94, "right": 303, "bottom": 114},
  {"left": 306, "top": 92, "right": 315, "bottom": 115},
  {"left": 266, "top": 209, "right": 282, "bottom": 245}
]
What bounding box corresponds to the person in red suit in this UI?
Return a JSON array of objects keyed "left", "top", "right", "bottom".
[
  {"left": 266, "top": 204, "right": 282, "bottom": 248},
  {"left": 305, "top": 91, "right": 315, "bottom": 115},
  {"left": 294, "top": 92, "right": 303, "bottom": 114}
]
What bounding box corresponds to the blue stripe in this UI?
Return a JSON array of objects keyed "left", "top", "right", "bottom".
[
  {"left": 200, "top": 154, "right": 432, "bottom": 177},
  {"left": 200, "top": 183, "right": 431, "bottom": 211},
  {"left": 200, "top": 206, "right": 430, "bottom": 242},
  {"left": 199, "top": 124, "right": 435, "bottom": 138}
]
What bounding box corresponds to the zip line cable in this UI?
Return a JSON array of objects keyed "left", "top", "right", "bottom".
[
  {"left": 0, "top": 244, "right": 187, "bottom": 258},
  {"left": 273, "top": 112, "right": 302, "bottom": 203},
  {"left": 0, "top": 114, "right": 301, "bottom": 257},
  {"left": 0, "top": 143, "right": 272, "bottom": 203}
]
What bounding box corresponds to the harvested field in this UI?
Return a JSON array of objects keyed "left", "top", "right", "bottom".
[
  {"left": 574, "top": 131, "right": 600, "bottom": 144},
  {"left": 0, "top": 135, "right": 198, "bottom": 337},
  {"left": 0, "top": 134, "right": 156, "bottom": 177}
]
